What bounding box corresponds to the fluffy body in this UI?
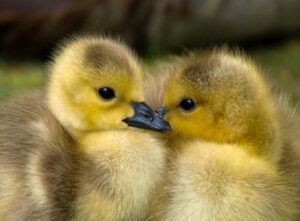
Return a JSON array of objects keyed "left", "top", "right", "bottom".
[
  {"left": 146, "top": 50, "right": 300, "bottom": 221},
  {"left": 0, "top": 36, "right": 166, "bottom": 221}
]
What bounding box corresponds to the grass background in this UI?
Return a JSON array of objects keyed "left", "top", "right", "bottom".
[{"left": 1, "top": 40, "right": 300, "bottom": 102}]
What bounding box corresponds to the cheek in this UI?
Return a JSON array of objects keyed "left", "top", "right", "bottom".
[
  {"left": 167, "top": 112, "right": 201, "bottom": 138},
  {"left": 91, "top": 104, "right": 134, "bottom": 130},
  {"left": 167, "top": 108, "right": 215, "bottom": 139},
  {"left": 174, "top": 119, "right": 201, "bottom": 138}
]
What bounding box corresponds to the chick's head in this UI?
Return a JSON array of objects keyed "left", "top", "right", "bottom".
[
  {"left": 48, "top": 37, "right": 169, "bottom": 137},
  {"left": 162, "top": 51, "right": 281, "bottom": 158}
]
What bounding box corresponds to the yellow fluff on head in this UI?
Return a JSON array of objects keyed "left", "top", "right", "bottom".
[
  {"left": 47, "top": 36, "right": 143, "bottom": 138},
  {"left": 146, "top": 49, "right": 300, "bottom": 221},
  {"left": 162, "top": 51, "right": 281, "bottom": 162}
]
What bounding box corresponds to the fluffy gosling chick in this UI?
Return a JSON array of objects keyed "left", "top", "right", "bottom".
[
  {"left": 147, "top": 51, "right": 299, "bottom": 221},
  {"left": 0, "top": 36, "right": 169, "bottom": 221}
]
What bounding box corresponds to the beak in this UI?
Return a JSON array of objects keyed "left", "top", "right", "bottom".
[
  {"left": 123, "top": 102, "right": 171, "bottom": 132},
  {"left": 155, "top": 107, "right": 167, "bottom": 117}
]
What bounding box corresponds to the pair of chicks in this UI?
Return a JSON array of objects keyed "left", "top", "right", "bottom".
[{"left": 0, "top": 36, "right": 299, "bottom": 221}]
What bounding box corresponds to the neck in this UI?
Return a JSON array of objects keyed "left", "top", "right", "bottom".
[{"left": 242, "top": 112, "right": 282, "bottom": 163}]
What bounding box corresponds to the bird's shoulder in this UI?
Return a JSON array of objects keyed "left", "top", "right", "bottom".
[{"left": 0, "top": 90, "right": 72, "bottom": 165}]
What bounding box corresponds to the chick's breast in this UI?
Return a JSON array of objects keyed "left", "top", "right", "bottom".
[
  {"left": 73, "top": 130, "right": 166, "bottom": 221},
  {"left": 150, "top": 141, "right": 298, "bottom": 221}
]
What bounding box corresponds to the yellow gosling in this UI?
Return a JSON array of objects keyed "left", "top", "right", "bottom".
[
  {"left": 0, "top": 36, "right": 169, "bottom": 221},
  {"left": 146, "top": 50, "right": 300, "bottom": 221}
]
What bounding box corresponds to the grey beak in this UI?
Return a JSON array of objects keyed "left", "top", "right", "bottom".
[{"left": 123, "top": 102, "right": 170, "bottom": 132}]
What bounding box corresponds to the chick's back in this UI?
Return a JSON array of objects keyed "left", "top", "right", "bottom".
[{"left": 0, "top": 91, "right": 76, "bottom": 220}]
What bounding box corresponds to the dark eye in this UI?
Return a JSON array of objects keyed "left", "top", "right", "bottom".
[
  {"left": 97, "top": 87, "right": 116, "bottom": 100},
  {"left": 179, "top": 98, "right": 196, "bottom": 111}
]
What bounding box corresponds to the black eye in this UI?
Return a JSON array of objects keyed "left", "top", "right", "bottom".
[
  {"left": 179, "top": 98, "right": 196, "bottom": 111},
  {"left": 97, "top": 87, "right": 116, "bottom": 100}
]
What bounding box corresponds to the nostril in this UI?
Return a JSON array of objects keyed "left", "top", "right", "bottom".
[
  {"left": 142, "top": 111, "right": 154, "bottom": 120},
  {"left": 155, "top": 107, "right": 167, "bottom": 117}
]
